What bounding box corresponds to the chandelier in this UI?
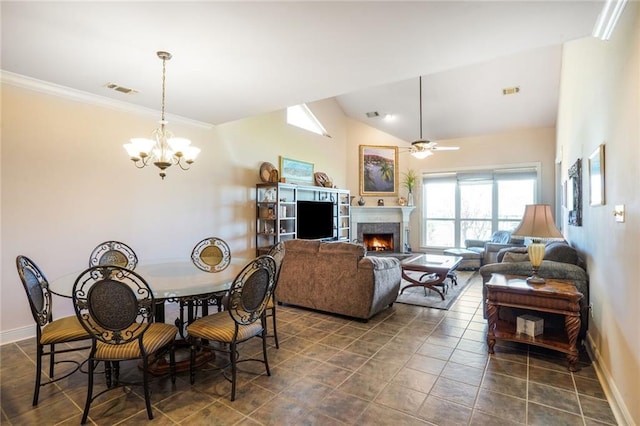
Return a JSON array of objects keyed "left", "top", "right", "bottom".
[{"left": 123, "top": 51, "right": 200, "bottom": 179}]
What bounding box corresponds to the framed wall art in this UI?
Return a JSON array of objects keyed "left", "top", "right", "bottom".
[
  {"left": 359, "top": 145, "right": 398, "bottom": 196},
  {"left": 588, "top": 144, "right": 605, "bottom": 206},
  {"left": 568, "top": 158, "right": 582, "bottom": 226},
  {"left": 279, "top": 156, "right": 314, "bottom": 185}
]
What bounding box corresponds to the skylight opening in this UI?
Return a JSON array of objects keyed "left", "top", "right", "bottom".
[{"left": 286, "top": 104, "right": 331, "bottom": 138}]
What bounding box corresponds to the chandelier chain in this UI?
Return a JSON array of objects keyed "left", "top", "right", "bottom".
[{"left": 161, "top": 55, "right": 167, "bottom": 124}]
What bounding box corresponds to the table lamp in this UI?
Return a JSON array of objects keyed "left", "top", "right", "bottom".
[{"left": 510, "top": 204, "right": 563, "bottom": 284}]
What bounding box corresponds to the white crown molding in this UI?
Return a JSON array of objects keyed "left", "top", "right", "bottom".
[{"left": 0, "top": 70, "right": 214, "bottom": 129}]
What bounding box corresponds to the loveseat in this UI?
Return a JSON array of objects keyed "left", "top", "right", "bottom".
[
  {"left": 275, "top": 239, "right": 401, "bottom": 320},
  {"left": 479, "top": 241, "right": 589, "bottom": 339},
  {"left": 465, "top": 230, "right": 525, "bottom": 266}
]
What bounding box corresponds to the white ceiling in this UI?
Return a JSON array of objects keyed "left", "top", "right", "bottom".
[{"left": 1, "top": 1, "right": 605, "bottom": 144}]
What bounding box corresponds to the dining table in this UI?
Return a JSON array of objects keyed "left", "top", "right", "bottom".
[
  {"left": 51, "top": 258, "right": 247, "bottom": 321},
  {"left": 50, "top": 258, "right": 249, "bottom": 375}
]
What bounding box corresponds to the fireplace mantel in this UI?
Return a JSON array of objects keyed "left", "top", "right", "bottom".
[
  {"left": 351, "top": 206, "right": 415, "bottom": 222},
  {"left": 351, "top": 206, "right": 416, "bottom": 252}
]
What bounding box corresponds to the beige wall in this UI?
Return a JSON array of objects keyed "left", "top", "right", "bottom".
[
  {"left": 557, "top": 3, "right": 639, "bottom": 424},
  {"left": 344, "top": 119, "right": 557, "bottom": 250},
  {"left": 0, "top": 85, "right": 348, "bottom": 337}
]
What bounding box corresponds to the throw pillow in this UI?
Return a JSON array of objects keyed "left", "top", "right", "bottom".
[{"left": 544, "top": 242, "right": 579, "bottom": 264}]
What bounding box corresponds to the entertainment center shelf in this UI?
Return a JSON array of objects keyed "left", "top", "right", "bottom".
[{"left": 256, "top": 183, "right": 350, "bottom": 255}]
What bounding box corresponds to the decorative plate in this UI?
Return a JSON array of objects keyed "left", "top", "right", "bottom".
[
  {"left": 314, "top": 172, "right": 330, "bottom": 187},
  {"left": 259, "top": 162, "right": 276, "bottom": 183}
]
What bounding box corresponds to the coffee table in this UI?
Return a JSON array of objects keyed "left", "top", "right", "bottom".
[
  {"left": 400, "top": 254, "right": 463, "bottom": 300},
  {"left": 485, "top": 273, "right": 583, "bottom": 371}
]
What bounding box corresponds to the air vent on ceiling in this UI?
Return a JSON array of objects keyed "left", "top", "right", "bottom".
[
  {"left": 366, "top": 111, "right": 380, "bottom": 118},
  {"left": 105, "top": 82, "right": 139, "bottom": 95},
  {"left": 502, "top": 86, "right": 520, "bottom": 95}
]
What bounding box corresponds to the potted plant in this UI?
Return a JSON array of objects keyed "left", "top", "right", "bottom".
[{"left": 402, "top": 169, "right": 417, "bottom": 206}]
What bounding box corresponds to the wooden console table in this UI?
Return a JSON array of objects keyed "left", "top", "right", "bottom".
[{"left": 486, "top": 273, "right": 583, "bottom": 371}]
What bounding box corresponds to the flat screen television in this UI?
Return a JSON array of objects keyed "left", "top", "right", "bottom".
[{"left": 297, "top": 200, "right": 334, "bottom": 240}]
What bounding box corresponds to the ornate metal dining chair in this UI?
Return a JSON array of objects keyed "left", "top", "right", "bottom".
[
  {"left": 72, "top": 265, "right": 178, "bottom": 423},
  {"left": 187, "top": 255, "right": 276, "bottom": 401},
  {"left": 191, "top": 237, "right": 231, "bottom": 273},
  {"left": 179, "top": 237, "right": 232, "bottom": 331},
  {"left": 16, "top": 255, "right": 91, "bottom": 406},
  {"left": 89, "top": 240, "right": 138, "bottom": 270},
  {"left": 266, "top": 242, "right": 285, "bottom": 348}
]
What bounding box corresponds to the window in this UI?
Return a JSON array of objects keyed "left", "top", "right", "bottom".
[
  {"left": 422, "top": 167, "right": 538, "bottom": 248},
  {"left": 286, "top": 104, "right": 330, "bottom": 137}
]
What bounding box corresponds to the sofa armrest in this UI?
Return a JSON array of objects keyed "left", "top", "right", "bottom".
[
  {"left": 359, "top": 256, "right": 402, "bottom": 317},
  {"left": 359, "top": 256, "right": 400, "bottom": 270}
]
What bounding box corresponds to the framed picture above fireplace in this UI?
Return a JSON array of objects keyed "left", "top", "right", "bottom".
[{"left": 359, "top": 145, "right": 398, "bottom": 196}]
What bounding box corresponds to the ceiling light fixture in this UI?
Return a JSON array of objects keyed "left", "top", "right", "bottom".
[
  {"left": 410, "top": 76, "right": 433, "bottom": 159},
  {"left": 123, "top": 51, "right": 200, "bottom": 179},
  {"left": 407, "top": 76, "right": 459, "bottom": 159}
]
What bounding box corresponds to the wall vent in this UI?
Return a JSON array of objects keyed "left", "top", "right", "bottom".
[{"left": 366, "top": 111, "right": 380, "bottom": 118}]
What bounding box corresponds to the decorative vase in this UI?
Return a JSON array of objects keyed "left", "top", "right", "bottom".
[
  {"left": 350, "top": 196, "right": 356, "bottom": 206},
  {"left": 358, "top": 196, "right": 366, "bottom": 206},
  {"left": 407, "top": 192, "right": 414, "bottom": 207}
]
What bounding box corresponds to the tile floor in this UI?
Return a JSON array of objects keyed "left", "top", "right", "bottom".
[{"left": 1, "top": 277, "right": 618, "bottom": 425}]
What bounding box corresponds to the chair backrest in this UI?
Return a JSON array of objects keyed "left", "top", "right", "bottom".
[
  {"left": 16, "top": 255, "right": 52, "bottom": 326},
  {"left": 89, "top": 241, "right": 138, "bottom": 270},
  {"left": 267, "top": 242, "right": 285, "bottom": 284},
  {"left": 191, "top": 237, "right": 231, "bottom": 272},
  {"left": 490, "top": 231, "right": 511, "bottom": 244},
  {"left": 72, "top": 265, "right": 153, "bottom": 345},
  {"left": 227, "top": 255, "right": 276, "bottom": 326}
]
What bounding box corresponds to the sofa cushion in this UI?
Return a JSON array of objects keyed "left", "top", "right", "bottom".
[
  {"left": 318, "top": 241, "right": 366, "bottom": 256},
  {"left": 283, "top": 239, "right": 320, "bottom": 254}
]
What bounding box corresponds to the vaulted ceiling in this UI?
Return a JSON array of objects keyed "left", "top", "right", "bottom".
[{"left": 1, "top": 1, "right": 604, "bottom": 144}]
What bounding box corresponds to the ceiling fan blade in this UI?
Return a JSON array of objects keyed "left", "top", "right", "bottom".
[{"left": 432, "top": 146, "right": 459, "bottom": 151}]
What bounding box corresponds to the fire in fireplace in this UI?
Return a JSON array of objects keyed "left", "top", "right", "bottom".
[{"left": 363, "top": 233, "right": 394, "bottom": 252}]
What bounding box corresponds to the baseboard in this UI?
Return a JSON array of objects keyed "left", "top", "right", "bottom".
[
  {"left": 0, "top": 324, "right": 35, "bottom": 345},
  {"left": 585, "top": 332, "right": 634, "bottom": 425}
]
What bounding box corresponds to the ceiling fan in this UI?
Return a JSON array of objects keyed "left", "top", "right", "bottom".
[{"left": 408, "top": 76, "right": 459, "bottom": 159}]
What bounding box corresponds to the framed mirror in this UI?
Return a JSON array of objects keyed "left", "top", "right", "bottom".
[
  {"left": 568, "top": 159, "right": 582, "bottom": 226},
  {"left": 588, "top": 144, "right": 605, "bottom": 206}
]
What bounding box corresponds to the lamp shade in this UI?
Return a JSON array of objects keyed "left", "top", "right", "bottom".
[{"left": 511, "top": 204, "right": 563, "bottom": 239}]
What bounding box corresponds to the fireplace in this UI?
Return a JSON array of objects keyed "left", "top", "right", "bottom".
[
  {"left": 351, "top": 206, "right": 416, "bottom": 254},
  {"left": 357, "top": 222, "right": 400, "bottom": 253},
  {"left": 363, "top": 233, "right": 394, "bottom": 252}
]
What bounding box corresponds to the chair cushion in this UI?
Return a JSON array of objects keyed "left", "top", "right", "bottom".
[
  {"left": 187, "top": 312, "right": 263, "bottom": 343},
  {"left": 94, "top": 323, "right": 177, "bottom": 360},
  {"left": 40, "top": 315, "right": 91, "bottom": 345}
]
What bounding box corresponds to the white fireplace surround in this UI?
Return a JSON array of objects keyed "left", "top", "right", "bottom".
[{"left": 351, "top": 206, "right": 416, "bottom": 253}]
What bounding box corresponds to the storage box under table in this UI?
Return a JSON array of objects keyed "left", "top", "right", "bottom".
[{"left": 517, "top": 314, "right": 544, "bottom": 337}]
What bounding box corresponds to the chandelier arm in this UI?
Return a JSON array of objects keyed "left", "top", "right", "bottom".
[{"left": 177, "top": 160, "right": 191, "bottom": 171}]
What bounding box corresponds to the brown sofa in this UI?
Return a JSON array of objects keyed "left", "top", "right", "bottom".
[{"left": 275, "top": 239, "right": 401, "bottom": 320}]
